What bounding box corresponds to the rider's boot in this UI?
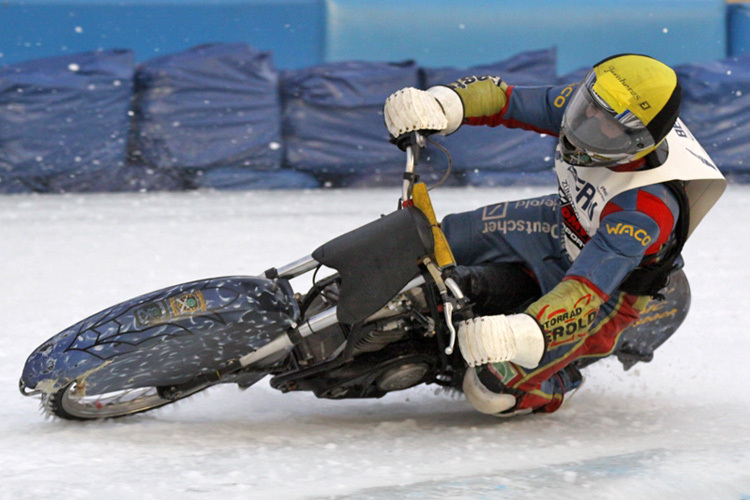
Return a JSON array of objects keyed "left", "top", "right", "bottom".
[{"left": 463, "top": 363, "right": 584, "bottom": 416}]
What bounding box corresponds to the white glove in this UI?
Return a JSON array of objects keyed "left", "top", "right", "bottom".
[
  {"left": 457, "top": 314, "right": 545, "bottom": 369},
  {"left": 383, "top": 86, "right": 464, "bottom": 139}
]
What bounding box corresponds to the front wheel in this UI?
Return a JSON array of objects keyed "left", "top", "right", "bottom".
[
  {"left": 22, "top": 276, "right": 299, "bottom": 420},
  {"left": 41, "top": 380, "right": 212, "bottom": 420}
]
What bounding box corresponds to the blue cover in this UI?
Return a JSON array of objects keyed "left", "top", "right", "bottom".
[
  {"left": 45, "top": 165, "right": 186, "bottom": 193},
  {"left": 193, "top": 167, "right": 320, "bottom": 190},
  {"left": 422, "top": 49, "right": 559, "bottom": 185},
  {"left": 132, "top": 43, "right": 282, "bottom": 172},
  {"left": 281, "top": 60, "right": 421, "bottom": 180},
  {"left": 0, "top": 49, "right": 134, "bottom": 193},
  {"left": 4, "top": 45, "right": 750, "bottom": 191},
  {"left": 676, "top": 53, "right": 750, "bottom": 181}
]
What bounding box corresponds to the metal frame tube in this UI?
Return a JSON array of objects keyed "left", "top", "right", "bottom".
[
  {"left": 274, "top": 255, "right": 319, "bottom": 279},
  {"left": 238, "top": 334, "right": 294, "bottom": 367},
  {"left": 297, "top": 307, "right": 339, "bottom": 338}
]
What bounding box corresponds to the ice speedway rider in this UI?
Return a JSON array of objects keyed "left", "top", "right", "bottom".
[{"left": 383, "top": 53, "right": 726, "bottom": 416}]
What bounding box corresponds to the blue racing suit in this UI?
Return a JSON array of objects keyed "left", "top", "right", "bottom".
[{"left": 440, "top": 79, "right": 682, "bottom": 413}]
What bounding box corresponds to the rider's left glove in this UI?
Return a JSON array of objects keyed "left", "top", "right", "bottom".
[
  {"left": 383, "top": 86, "right": 464, "bottom": 148},
  {"left": 457, "top": 314, "right": 546, "bottom": 369}
]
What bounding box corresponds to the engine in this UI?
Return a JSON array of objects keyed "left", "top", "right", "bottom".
[{"left": 271, "top": 278, "right": 442, "bottom": 399}]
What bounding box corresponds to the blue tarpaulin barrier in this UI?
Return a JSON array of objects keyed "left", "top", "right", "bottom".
[
  {"left": 676, "top": 53, "right": 750, "bottom": 182},
  {"left": 0, "top": 49, "right": 134, "bottom": 193},
  {"left": 192, "top": 167, "right": 319, "bottom": 190},
  {"left": 280, "top": 60, "right": 421, "bottom": 183},
  {"left": 131, "top": 43, "right": 283, "bottom": 183},
  {"left": 45, "top": 165, "right": 186, "bottom": 193},
  {"left": 1, "top": 44, "right": 750, "bottom": 192}
]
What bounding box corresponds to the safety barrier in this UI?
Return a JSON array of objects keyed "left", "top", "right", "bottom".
[{"left": 1, "top": 44, "right": 748, "bottom": 192}]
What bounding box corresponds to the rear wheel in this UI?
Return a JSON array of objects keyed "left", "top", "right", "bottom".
[{"left": 42, "top": 381, "right": 209, "bottom": 420}]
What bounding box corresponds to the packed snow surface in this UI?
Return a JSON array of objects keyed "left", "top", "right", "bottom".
[{"left": 2, "top": 184, "right": 749, "bottom": 499}]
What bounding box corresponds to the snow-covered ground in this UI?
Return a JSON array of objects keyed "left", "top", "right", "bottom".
[{"left": 1, "top": 184, "right": 749, "bottom": 499}]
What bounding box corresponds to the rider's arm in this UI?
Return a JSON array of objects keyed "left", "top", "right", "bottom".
[
  {"left": 446, "top": 77, "right": 577, "bottom": 136},
  {"left": 383, "top": 78, "right": 576, "bottom": 140},
  {"left": 565, "top": 184, "right": 681, "bottom": 299},
  {"left": 523, "top": 184, "right": 680, "bottom": 337}
]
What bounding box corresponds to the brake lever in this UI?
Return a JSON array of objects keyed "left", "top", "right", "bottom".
[{"left": 422, "top": 257, "right": 466, "bottom": 356}]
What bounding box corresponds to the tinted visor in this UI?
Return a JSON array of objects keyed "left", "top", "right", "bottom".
[{"left": 562, "top": 71, "right": 655, "bottom": 155}]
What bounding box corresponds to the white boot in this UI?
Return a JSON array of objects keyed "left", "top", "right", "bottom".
[{"left": 462, "top": 367, "right": 516, "bottom": 415}]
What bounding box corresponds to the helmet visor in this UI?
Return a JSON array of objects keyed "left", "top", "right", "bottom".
[{"left": 562, "top": 71, "right": 655, "bottom": 156}]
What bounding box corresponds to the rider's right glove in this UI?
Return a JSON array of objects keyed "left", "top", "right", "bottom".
[
  {"left": 457, "top": 313, "right": 546, "bottom": 369},
  {"left": 383, "top": 86, "right": 464, "bottom": 150}
]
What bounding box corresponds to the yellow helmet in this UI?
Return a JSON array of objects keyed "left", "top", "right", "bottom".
[{"left": 560, "top": 54, "right": 681, "bottom": 167}]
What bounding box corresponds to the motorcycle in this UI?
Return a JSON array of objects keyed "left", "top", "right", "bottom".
[{"left": 19, "top": 133, "right": 691, "bottom": 420}]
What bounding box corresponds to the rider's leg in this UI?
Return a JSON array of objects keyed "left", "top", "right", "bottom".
[
  {"left": 449, "top": 263, "right": 541, "bottom": 316},
  {"left": 441, "top": 194, "right": 568, "bottom": 295},
  {"left": 464, "top": 291, "right": 650, "bottom": 415}
]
